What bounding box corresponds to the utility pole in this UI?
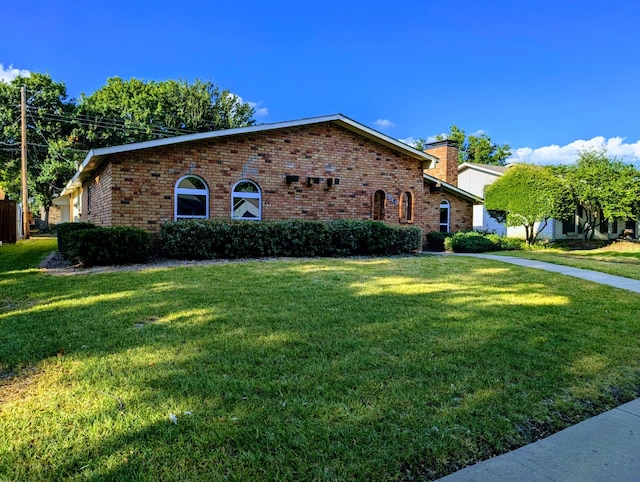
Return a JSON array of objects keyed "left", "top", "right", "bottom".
[{"left": 21, "top": 85, "right": 30, "bottom": 239}]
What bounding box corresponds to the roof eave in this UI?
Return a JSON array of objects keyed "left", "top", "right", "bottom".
[
  {"left": 458, "top": 162, "right": 507, "bottom": 176},
  {"left": 59, "top": 114, "right": 439, "bottom": 197},
  {"left": 423, "top": 172, "right": 483, "bottom": 203}
]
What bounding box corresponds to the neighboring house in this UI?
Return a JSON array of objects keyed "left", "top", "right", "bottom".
[
  {"left": 42, "top": 198, "right": 70, "bottom": 226},
  {"left": 458, "top": 162, "right": 509, "bottom": 236},
  {"left": 458, "top": 162, "right": 639, "bottom": 240},
  {"left": 58, "top": 114, "right": 481, "bottom": 246}
]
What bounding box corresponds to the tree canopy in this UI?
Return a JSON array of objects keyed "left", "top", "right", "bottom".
[
  {"left": 561, "top": 149, "right": 640, "bottom": 239},
  {"left": 73, "top": 77, "right": 255, "bottom": 148},
  {"left": 484, "top": 164, "right": 574, "bottom": 245},
  {"left": 0, "top": 73, "right": 256, "bottom": 227},
  {"left": 415, "top": 125, "right": 511, "bottom": 165},
  {"left": 0, "top": 73, "right": 80, "bottom": 225}
]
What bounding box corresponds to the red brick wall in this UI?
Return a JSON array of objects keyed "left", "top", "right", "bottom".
[
  {"left": 80, "top": 122, "right": 473, "bottom": 240},
  {"left": 82, "top": 162, "right": 113, "bottom": 227},
  {"left": 423, "top": 190, "right": 473, "bottom": 233},
  {"left": 424, "top": 141, "right": 459, "bottom": 186}
]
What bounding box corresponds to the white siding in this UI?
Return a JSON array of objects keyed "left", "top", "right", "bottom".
[{"left": 458, "top": 169, "right": 500, "bottom": 198}]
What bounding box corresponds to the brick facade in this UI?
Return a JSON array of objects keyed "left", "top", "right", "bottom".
[
  {"left": 77, "top": 119, "right": 474, "bottom": 244},
  {"left": 424, "top": 140, "right": 459, "bottom": 186}
]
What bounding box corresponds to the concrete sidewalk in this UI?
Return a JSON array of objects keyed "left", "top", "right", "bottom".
[
  {"left": 459, "top": 253, "right": 640, "bottom": 294},
  {"left": 437, "top": 399, "right": 640, "bottom": 481},
  {"left": 435, "top": 253, "right": 640, "bottom": 481}
]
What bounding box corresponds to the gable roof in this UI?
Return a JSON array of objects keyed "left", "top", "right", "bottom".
[
  {"left": 458, "top": 162, "right": 510, "bottom": 177},
  {"left": 423, "top": 172, "right": 483, "bottom": 203},
  {"left": 61, "top": 114, "right": 438, "bottom": 195}
]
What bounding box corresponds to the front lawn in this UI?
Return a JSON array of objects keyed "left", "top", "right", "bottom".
[
  {"left": 1, "top": 240, "right": 640, "bottom": 480},
  {"left": 499, "top": 240, "right": 640, "bottom": 280}
]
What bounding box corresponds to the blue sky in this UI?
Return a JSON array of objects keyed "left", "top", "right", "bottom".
[{"left": 3, "top": 0, "right": 639, "bottom": 164}]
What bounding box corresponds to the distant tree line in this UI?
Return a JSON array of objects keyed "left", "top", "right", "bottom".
[{"left": 0, "top": 73, "right": 255, "bottom": 226}]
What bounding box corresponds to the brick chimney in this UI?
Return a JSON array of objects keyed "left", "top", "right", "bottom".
[{"left": 423, "top": 140, "right": 459, "bottom": 186}]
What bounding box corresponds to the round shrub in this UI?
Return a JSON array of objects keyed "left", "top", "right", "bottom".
[{"left": 445, "top": 231, "right": 499, "bottom": 253}]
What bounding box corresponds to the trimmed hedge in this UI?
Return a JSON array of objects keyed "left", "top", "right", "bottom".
[
  {"left": 65, "top": 226, "right": 151, "bottom": 267},
  {"left": 445, "top": 231, "right": 499, "bottom": 253},
  {"left": 159, "top": 219, "right": 422, "bottom": 259},
  {"left": 436, "top": 231, "right": 527, "bottom": 253},
  {"left": 425, "top": 231, "right": 453, "bottom": 251},
  {"left": 57, "top": 222, "right": 96, "bottom": 257}
]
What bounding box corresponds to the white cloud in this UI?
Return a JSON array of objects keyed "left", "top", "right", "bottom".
[
  {"left": 399, "top": 134, "right": 444, "bottom": 148},
  {"left": 233, "top": 95, "right": 269, "bottom": 118},
  {"left": 507, "top": 136, "right": 640, "bottom": 165},
  {"left": 374, "top": 119, "right": 395, "bottom": 129},
  {"left": 0, "top": 64, "right": 30, "bottom": 83},
  {"left": 399, "top": 136, "right": 417, "bottom": 146},
  {"left": 248, "top": 101, "right": 269, "bottom": 118}
]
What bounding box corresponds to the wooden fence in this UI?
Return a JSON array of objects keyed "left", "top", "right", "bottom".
[{"left": 0, "top": 199, "right": 17, "bottom": 243}]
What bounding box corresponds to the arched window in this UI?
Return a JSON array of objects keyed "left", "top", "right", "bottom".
[
  {"left": 439, "top": 200, "right": 450, "bottom": 232},
  {"left": 400, "top": 191, "right": 413, "bottom": 223},
  {"left": 373, "top": 190, "right": 385, "bottom": 220},
  {"left": 175, "top": 175, "right": 209, "bottom": 220},
  {"left": 232, "top": 180, "right": 262, "bottom": 220}
]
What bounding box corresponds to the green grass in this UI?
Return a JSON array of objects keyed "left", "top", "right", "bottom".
[
  {"left": 1, "top": 240, "right": 640, "bottom": 480},
  {"left": 498, "top": 241, "right": 640, "bottom": 280}
]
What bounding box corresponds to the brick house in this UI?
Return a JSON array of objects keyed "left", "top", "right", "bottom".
[{"left": 59, "top": 114, "right": 480, "bottom": 246}]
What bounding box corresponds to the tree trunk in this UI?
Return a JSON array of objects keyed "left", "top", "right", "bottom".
[{"left": 43, "top": 206, "right": 51, "bottom": 233}]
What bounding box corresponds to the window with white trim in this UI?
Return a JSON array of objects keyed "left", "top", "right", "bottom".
[
  {"left": 232, "top": 180, "right": 261, "bottom": 220},
  {"left": 175, "top": 175, "right": 209, "bottom": 220},
  {"left": 439, "top": 200, "right": 450, "bottom": 232}
]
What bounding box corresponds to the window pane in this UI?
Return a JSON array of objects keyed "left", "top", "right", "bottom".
[
  {"left": 440, "top": 208, "right": 448, "bottom": 224},
  {"left": 562, "top": 215, "right": 576, "bottom": 234},
  {"left": 179, "top": 177, "right": 206, "bottom": 190},
  {"left": 178, "top": 194, "right": 207, "bottom": 216},
  {"left": 233, "top": 197, "right": 260, "bottom": 218},
  {"left": 234, "top": 181, "right": 259, "bottom": 193},
  {"left": 439, "top": 201, "right": 449, "bottom": 232}
]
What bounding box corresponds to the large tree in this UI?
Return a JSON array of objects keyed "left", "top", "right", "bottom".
[
  {"left": 484, "top": 164, "right": 574, "bottom": 245},
  {"left": 563, "top": 149, "right": 640, "bottom": 240},
  {"left": 73, "top": 77, "right": 256, "bottom": 149},
  {"left": 0, "top": 73, "right": 81, "bottom": 227},
  {"left": 1, "top": 73, "right": 257, "bottom": 228},
  {"left": 415, "top": 125, "right": 511, "bottom": 165}
]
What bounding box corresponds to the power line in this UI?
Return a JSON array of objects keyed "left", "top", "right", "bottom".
[{"left": 24, "top": 105, "right": 202, "bottom": 138}]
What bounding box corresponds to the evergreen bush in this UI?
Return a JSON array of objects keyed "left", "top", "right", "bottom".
[
  {"left": 159, "top": 219, "right": 422, "bottom": 259},
  {"left": 425, "top": 231, "right": 453, "bottom": 251},
  {"left": 65, "top": 226, "right": 150, "bottom": 266},
  {"left": 57, "top": 222, "right": 97, "bottom": 258},
  {"left": 445, "top": 231, "right": 499, "bottom": 253}
]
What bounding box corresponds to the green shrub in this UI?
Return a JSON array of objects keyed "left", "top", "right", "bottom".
[
  {"left": 425, "top": 231, "right": 452, "bottom": 251},
  {"left": 381, "top": 223, "right": 423, "bottom": 255},
  {"left": 445, "top": 231, "right": 499, "bottom": 253},
  {"left": 57, "top": 222, "right": 97, "bottom": 258},
  {"left": 65, "top": 226, "right": 150, "bottom": 266},
  {"left": 486, "top": 234, "right": 526, "bottom": 251},
  {"left": 159, "top": 219, "right": 422, "bottom": 259}
]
